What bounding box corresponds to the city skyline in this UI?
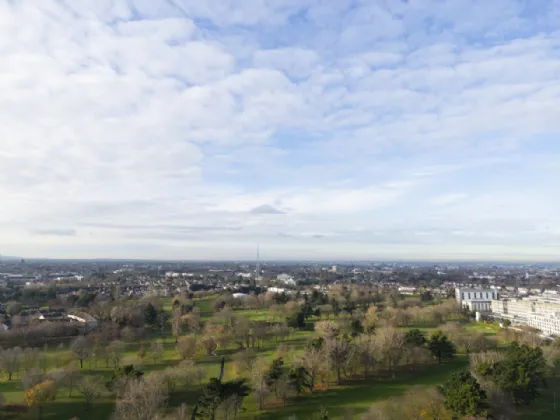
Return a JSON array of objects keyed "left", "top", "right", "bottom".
[{"left": 1, "top": 1, "right": 560, "bottom": 261}]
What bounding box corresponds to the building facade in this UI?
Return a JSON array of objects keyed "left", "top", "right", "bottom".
[
  {"left": 455, "top": 287, "right": 499, "bottom": 312},
  {"left": 492, "top": 297, "right": 560, "bottom": 336}
]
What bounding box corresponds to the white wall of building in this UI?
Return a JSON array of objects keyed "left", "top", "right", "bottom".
[
  {"left": 455, "top": 287, "right": 498, "bottom": 313},
  {"left": 491, "top": 297, "right": 560, "bottom": 336}
]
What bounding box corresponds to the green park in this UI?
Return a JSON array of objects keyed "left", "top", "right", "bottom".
[{"left": 0, "top": 290, "right": 558, "bottom": 420}]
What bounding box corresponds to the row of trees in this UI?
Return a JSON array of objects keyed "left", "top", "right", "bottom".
[{"left": 20, "top": 354, "right": 209, "bottom": 420}]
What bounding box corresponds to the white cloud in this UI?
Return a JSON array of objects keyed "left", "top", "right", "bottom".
[
  {"left": 0, "top": 0, "right": 560, "bottom": 260},
  {"left": 254, "top": 47, "right": 319, "bottom": 79},
  {"left": 431, "top": 193, "right": 468, "bottom": 206}
]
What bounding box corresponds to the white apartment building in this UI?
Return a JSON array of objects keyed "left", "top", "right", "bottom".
[
  {"left": 492, "top": 297, "right": 560, "bottom": 336},
  {"left": 455, "top": 287, "right": 500, "bottom": 312},
  {"left": 277, "top": 273, "right": 296, "bottom": 285},
  {"left": 398, "top": 286, "right": 417, "bottom": 295}
]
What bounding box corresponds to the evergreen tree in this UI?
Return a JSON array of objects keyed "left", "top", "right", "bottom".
[
  {"left": 144, "top": 303, "right": 158, "bottom": 325},
  {"left": 439, "top": 371, "right": 488, "bottom": 418},
  {"left": 404, "top": 329, "right": 426, "bottom": 348},
  {"left": 475, "top": 342, "right": 546, "bottom": 405},
  {"left": 288, "top": 367, "right": 312, "bottom": 395},
  {"left": 428, "top": 331, "right": 455, "bottom": 364},
  {"left": 266, "top": 357, "right": 285, "bottom": 391}
]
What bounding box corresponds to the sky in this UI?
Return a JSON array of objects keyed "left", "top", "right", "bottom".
[{"left": 1, "top": 0, "right": 560, "bottom": 262}]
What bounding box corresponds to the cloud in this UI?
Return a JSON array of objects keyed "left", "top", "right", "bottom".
[
  {"left": 31, "top": 229, "right": 77, "bottom": 237},
  {"left": 0, "top": 0, "right": 560, "bottom": 260},
  {"left": 254, "top": 48, "right": 319, "bottom": 79},
  {"left": 250, "top": 205, "right": 285, "bottom": 214},
  {"left": 432, "top": 193, "right": 468, "bottom": 206}
]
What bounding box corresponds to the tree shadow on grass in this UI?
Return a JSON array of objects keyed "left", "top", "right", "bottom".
[
  {"left": 42, "top": 398, "right": 115, "bottom": 420},
  {"left": 256, "top": 360, "right": 468, "bottom": 420}
]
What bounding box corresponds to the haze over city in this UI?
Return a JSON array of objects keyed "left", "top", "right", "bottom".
[{"left": 1, "top": 0, "right": 560, "bottom": 261}]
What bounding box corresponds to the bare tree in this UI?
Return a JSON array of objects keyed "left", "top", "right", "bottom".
[
  {"left": 214, "top": 305, "right": 235, "bottom": 327},
  {"left": 200, "top": 322, "right": 223, "bottom": 355},
  {"left": 252, "top": 322, "right": 269, "bottom": 348},
  {"left": 108, "top": 340, "right": 126, "bottom": 368},
  {"left": 268, "top": 304, "right": 283, "bottom": 322},
  {"left": 45, "top": 367, "right": 69, "bottom": 398},
  {"left": 275, "top": 374, "right": 292, "bottom": 408},
  {"left": 314, "top": 320, "right": 340, "bottom": 339},
  {"left": 0, "top": 347, "right": 22, "bottom": 380},
  {"left": 250, "top": 356, "right": 269, "bottom": 410},
  {"left": 65, "top": 361, "right": 80, "bottom": 397},
  {"left": 355, "top": 335, "right": 376, "bottom": 378},
  {"left": 231, "top": 317, "right": 251, "bottom": 349},
  {"left": 270, "top": 324, "right": 290, "bottom": 343},
  {"left": 39, "top": 344, "right": 48, "bottom": 374},
  {"left": 170, "top": 403, "right": 189, "bottom": 420},
  {"left": 121, "top": 326, "right": 137, "bottom": 343},
  {"left": 114, "top": 375, "right": 168, "bottom": 420},
  {"left": 172, "top": 307, "right": 183, "bottom": 343},
  {"left": 299, "top": 347, "right": 326, "bottom": 390},
  {"left": 517, "top": 326, "right": 544, "bottom": 348},
  {"left": 406, "top": 346, "right": 432, "bottom": 370},
  {"left": 219, "top": 394, "right": 244, "bottom": 420},
  {"left": 176, "top": 336, "right": 197, "bottom": 360},
  {"left": 54, "top": 343, "right": 64, "bottom": 368},
  {"left": 284, "top": 301, "right": 301, "bottom": 318},
  {"left": 22, "top": 347, "right": 39, "bottom": 372},
  {"left": 95, "top": 342, "right": 110, "bottom": 368},
  {"left": 21, "top": 367, "right": 43, "bottom": 391},
  {"left": 361, "top": 387, "right": 449, "bottom": 420},
  {"left": 149, "top": 340, "right": 164, "bottom": 364},
  {"left": 151, "top": 370, "right": 175, "bottom": 394},
  {"left": 185, "top": 308, "right": 201, "bottom": 343},
  {"left": 440, "top": 322, "right": 492, "bottom": 357},
  {"left": 77, "top": 375, "right": 104, "bottom": 408},
  {"left": 193, "top": 365, "right": 206, "bottom": 387},
  {"left": 233, "top": 348, "right": 257, "bottom": 378},
  {"left": 325, "top": 337, "right": 354, "bottom": 385},
  {"left": 375, "top": 326, "right": 404, "bottom": 379},
  {"left": 71, "top": 337, "right": 93, "bottom": 369},
  {"left": 464, "top": 332, "right": 492, "bottom": 356},
  {"left": 409, "top": 306, "right": 423, "bottom": 325}
]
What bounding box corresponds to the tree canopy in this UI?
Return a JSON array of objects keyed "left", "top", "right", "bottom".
[
  {"left": 439, "top": 371, "right": 488, "bottom": 418},
  {"left": 427, "top": 331, "right": 455, "bottom": 364}
]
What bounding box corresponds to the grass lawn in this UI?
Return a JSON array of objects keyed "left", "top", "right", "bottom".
[
  {"left": 519, "top": 376, "right": 560, "bottom": 420},
  {"left": 252, "top": 360, "right": 468, "bottom": 419}
]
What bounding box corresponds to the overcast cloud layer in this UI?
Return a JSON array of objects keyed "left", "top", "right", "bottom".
[{"left": 1, "top": 0, "right": 560, "bottom": 261}]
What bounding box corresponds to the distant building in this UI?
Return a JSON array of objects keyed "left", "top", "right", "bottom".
[
  {"left": 398, "top": 286, "right": 417, "bottom": 295},
  {"left": 277, "top": 274, "right": 296, "bottom": 285},
  {"left": 455, "top": 287, "right": 499, "bottom": 312},
  {"left": 492, "top": 297, "right": 560, "bottom": 336}
]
